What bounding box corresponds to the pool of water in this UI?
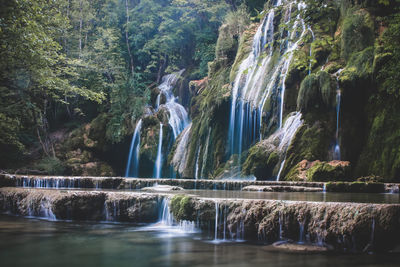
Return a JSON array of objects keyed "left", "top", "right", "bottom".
[{"left": 0, "top": 214, "right": 399, "bottom": 267}]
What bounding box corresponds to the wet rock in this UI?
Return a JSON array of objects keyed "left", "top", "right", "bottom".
[
  {"left": 0, "top": 187, "right": 162, "bottom": 223},
  {"left": 272, "top": 241, "right": 331, "bottom": 252},
  {"left": 242, "top": 185, "right": 322, "bottom": 192},
  {"left": 142, "top": 185, "right": 184, "bottom": 192},
  {"left": 287, "top": 160, "right": 351, "bottom": 182}
]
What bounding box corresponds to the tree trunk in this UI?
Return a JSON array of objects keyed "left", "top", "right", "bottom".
[{"left": 125, "top": 0, "right": 134, "bottom": 75}]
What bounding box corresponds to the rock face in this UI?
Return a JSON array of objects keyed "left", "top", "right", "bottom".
[
  {"left": 286, "top": 160, "right": 351, "bottom": 181},
  {"left": 169, "top": 196, "right": 400, "bottom": 253},
  {"left": 0, "top": 187, "right": 161, "bottom": 222}
]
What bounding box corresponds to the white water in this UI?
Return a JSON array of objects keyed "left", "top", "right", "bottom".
[
  {"left": 171, "top": 123, "right": 192, "bottom": 176},
  {"left": 308, "top": 26, "right": 315, "bottom": 75},
  {"left": 194, "top": 145, "right": 201, "bottom": 179},
  {"left": 334, "top": 69, "right": 344, "bottom": 160},
  {"left": 154, "top": 70, "right": 190, "bottom": 178},
  {"left": 125, "top": 119, "right": 143, "bottom": 177},
  {"left": 200, "top": 127, "right": 212, "bottom": 178},
  {"left": 157, "top": 69, "right": 190, "bottom": 139},
  {"left": 154, "top": 123, "right": 163, "bottom": 178},
  {"left": 227, "top": 1, "right": 311, "bottom": 180},
  {"left": 270, "top": 112, "right": 303, "bottom": 180},
  {"left": 276, "top": 160, "right": 286, "bottom": 181}
]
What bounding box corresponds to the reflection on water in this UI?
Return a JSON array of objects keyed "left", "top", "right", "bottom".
[{"left": 0, "top": 214, "right": 399, "bottom": 267}]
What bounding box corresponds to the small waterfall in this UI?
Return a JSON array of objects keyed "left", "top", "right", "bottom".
[
  {"left": 153, "top": 70, "right": 190, "bottom": 178},
  {"left": 125, "top": 119, "right": 143, "bottom": 177},
  {"left": 278, "top": 212, "right": 283, "bottom": 240},
  {"left": 150, "top": 198, "right": 197, "bottom": 234},
  {"left": 334, "top": 69, "right": 344, "bottom": 160},
  {"left": 214, "top": 201, "right": 219, "bottom": 241},
  {"left": 276, "top": 160, "right": 286, "bottom": 181},
  {"left": 39, "top": 198, "right": 56, "bottom": 220},
  {"left": 308, "top": 26, "right": 315, "bottom": 75},
  {"left": 194, "top": 145, "right": 200, "bottom": 179},
  {"left": 171, "top": 123, "right": 192, "bottom": 176},
  {"left": 154, "top": 123, "right": 163, "bottom": 178},
  {"left": 160, "top": 198, "right": 174, "bottom": 226},
  {"left": 298, "top": 219, "right": 306, "bottom": 244},
  {"left": 200, "top": 127, "right": 211, "bottom": 178},
  {"left": 275, "top": 112, "right": 303, "bottom": 180},
  {"left": 157, "top": 69, "right": 190, "bottom": 139}
]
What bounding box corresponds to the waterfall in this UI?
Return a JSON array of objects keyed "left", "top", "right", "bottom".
[
  {"left": 276, "top": 160, "right": 286, "bottom": 181},
  {"left": 152, "top": 198, "right": 197, "bottom": 234},
  {"left": 227, "top": 1, "right": 310, "bottom": 175},
  {"left": 194, "top": 146, "right": 200, "bottom": 179},
  {"left": 275, "top": 112, "right": 303, "bottom": 180},
  {"left": 308, "top": 26, "right": 315, "bottom": 75},
  {"left": 334, "top": 69, "right": 344, "bottom": 160},
  {"left": 157, "top": 69, "right": 190, "bottom": 139},
  {"left": 125, "top": 119, "right": 143, "bottom": 177},
  {"left": 154, "top": 69, "right": 190, "bottom": 178},
  {"left": 228, "top": 8, "right": 276, "bottom": 157},
  {"left": 171, "top": 123, "right": 192, "bottom": 176},
  {"left": 154, "top": 123, "right": 163, "bottom": 178},
  {"left": 214, "top": 201, "right": 219, "bottom": 241},
  {"left": 200, "top": 127, "right": 211, "bottom": 178}
]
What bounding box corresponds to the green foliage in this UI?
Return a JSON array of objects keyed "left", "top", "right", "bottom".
[
  {"left": 306, "top": 161, "right": 351, "bottom": 182},
  {"left": 35, "top": 157, "right": 66, "bottom": 175},
  {"left": 341, "top": 10, "right": 374, "bottom": 60},
  {"left": 376, "top": 13, "right": 400, "bottom": 98}
]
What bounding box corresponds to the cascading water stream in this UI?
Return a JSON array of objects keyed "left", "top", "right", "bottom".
[
  {"left": 157, "top": 69, "right": 190, "bottom": 139},
  {"left": 153, "top": 70, "right": 190, "bottom": 178},
  {"left": 154, "top": 123, "right": 163, "bottom": 178},
  {"left": 308, "top": 26, "right": 315, "bottom": 75},
  {"left": 276, "top": 112, "right": 303, "bottom": 180},
  {"left": 125, "top": 119, "right": 143, "bottom": 177},
  {"left": 200, "top": 127, "right": 211, "bottom": 178},
  {"left": 334, "top": 69, "right": 344, "bottom": 160}
]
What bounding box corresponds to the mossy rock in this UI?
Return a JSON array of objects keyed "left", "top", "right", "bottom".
[
  {"left": 170, "top": 195, "right": 195, "bottom": 221},
  {"left": 297, "top": 71, "right": 336, "bottom": 113},
  {"left": 242, "top": 143, "right": 279, "bottom": 180},
  {"left": 306, "top": 161, "right": 351, "bottom": 182},
  {"left": 326, "top": 181, "right": 384, "bottom": 193}
]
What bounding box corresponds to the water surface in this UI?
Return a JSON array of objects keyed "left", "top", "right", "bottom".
[{"left": 0, "top": 214, "right": 399, "bottom": 267}]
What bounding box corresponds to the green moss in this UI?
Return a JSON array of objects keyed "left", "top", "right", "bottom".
[
  {"left": 242, "top": 144, "right": 279, "bottom": 180},
  {"left": 326, "top": 181, "right": 385, "bottom": 193},
  {"left": 170, "top": 195, "right": 195, "bottom": 221},
  {"left": 297, "top": 71, "right": 336, "bottom": 112},
  {"left": 341, "top": 9, "right": 374, "bottom": 60},
  {"left": 297, "top": 74, "right": 320, "bottom": 111},
  {"left": 306, "top": 161, "right": 351, "bottom": 182},
  {"left": 282, "top": 123, "right": 332, "bottom": 181}
]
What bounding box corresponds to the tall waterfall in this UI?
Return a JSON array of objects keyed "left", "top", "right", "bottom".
[
  {"left": 227, "top": 1, "right": 310, "bottom": 177},
  {"left": 125, "top": 119, "right": 143, "bottom": 177},
  {"left": 334, "top": 69, "right": 344, "bottom": 160}
]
